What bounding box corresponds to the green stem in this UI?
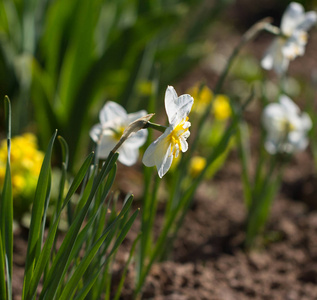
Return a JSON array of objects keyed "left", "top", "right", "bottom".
[
  {"left": 144, "top": 121, "right": 167, "bottom": 133},
  {"left": 190, "top": 18, "right": 273, "bottom": 155}
]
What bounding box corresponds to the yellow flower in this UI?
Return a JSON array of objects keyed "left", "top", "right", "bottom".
[
  {"left": 189, "top": 156, "right": 206, "bottom": 178},
  {"left": 188, "top": 84, "right": 213, "bottom": 114},
  {"left": 213, "top": 95, "right": 231, "bottom": 120},
  {"left": 187, "top": 83, "right": 231, "bottom": 120},
  {"left": 0, "top": 133, "right": 44, "bottom": 198},
  {"left": 12, "top": 175, "right": 26, "bottom": 195}
]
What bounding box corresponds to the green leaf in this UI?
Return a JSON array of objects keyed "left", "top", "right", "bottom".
[
  {"left": 59, "top": 197, "right": 136, "bottom": 300},
  {"left": 0, "top": 95, "right": 12, "bottom": 300},
  {"left": 58, "top": 135, "right": 69, "bottom": 168},
  {"left": 39, "top": 152, "right": 118, "bottom": 300},
  {"left": 22, "top": 130, "right": 57, "bottom": 300},
  {"left": 109, "top": 208, "right": 139, "bottom": 257},
  {"left": 73, "top": 167, "right": 95, "bottom": 218},
  {"left": 73, "top": 267, "right": 102, "bottom": 300},
  {"left": 113, "top": 234, "right": 141, "bottom": 300},
  {"left": 0, "top": 231, "right": 6, "bottom": 300},
  {"left": 237, "top": 121, "right": 252, "bottom": 207},
  {"left": 58, "top": 221, "right": 116, "bottom": 300},
  {"left": 62, "top": 152, "right": 95, "bottom": 210},
  {"left": 26, "top": 151, "right": 94, "bottom": 299}
]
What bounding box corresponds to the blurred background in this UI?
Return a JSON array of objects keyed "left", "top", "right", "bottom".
[{"left": 0, "top": 0, "right": 316, "bottom": 171}]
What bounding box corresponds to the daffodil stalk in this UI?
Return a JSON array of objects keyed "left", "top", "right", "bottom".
[
  {"left": 190, "top": 17, "right": 275, "bottom": 155},
  {"left": 143, "top": 121, "right": 167, "bottom": 133}
]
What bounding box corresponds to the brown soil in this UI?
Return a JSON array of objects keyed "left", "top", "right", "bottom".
[
  {"left": 111, "top": 146, "right": 317, "bottom": 300},
  {"left": 12, "top": 147, "right": 317, "bottom": 299}
]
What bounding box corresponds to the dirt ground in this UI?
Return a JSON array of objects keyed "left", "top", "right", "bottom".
[{"left": 11, "top": 1, "right": 317, "bottom": 299}]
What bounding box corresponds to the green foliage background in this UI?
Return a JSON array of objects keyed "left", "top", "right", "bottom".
[{"left": 0, "top": 0, "right": 232, "bottom": 170}]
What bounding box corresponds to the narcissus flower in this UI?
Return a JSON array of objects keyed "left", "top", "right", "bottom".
[
  {"left": 90, "top": 101, "right": 148, "bottom": 166},
  {"left": 142, "top": 86, "right": 194, "bottom": 178},
  {"left": 262, "top": 95, "right": 312, "bottom": 154},
  {"left": 261, "top": 2, "right": 317, "bottom": 74}
]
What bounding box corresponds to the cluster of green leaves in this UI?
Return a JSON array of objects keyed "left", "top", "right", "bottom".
[
  {"left": 237, "top": 113, "right": 284, "bottom": 248},
  {"left": 0, "top": 97, "right": 139, "bottom": 300},
  {"left": 0, "top": 0, "right": 232, "bottom": 170}
]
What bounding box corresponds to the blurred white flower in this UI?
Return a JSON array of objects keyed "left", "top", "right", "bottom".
[
  {"left": 142, "top": 86, "right": 194, "bottom": 178},
  {"left": 262, "top": 95, "right": 312, "bottom": 154},
  {"left": 261, "top": 2, "right": 317, "bottom": 74},
  {"left": 90, "top": 101, "right": 148, "bottom": 166}
]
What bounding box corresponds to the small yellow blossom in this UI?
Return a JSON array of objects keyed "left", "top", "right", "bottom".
[
  {"left": 12, "top": 175, "right": 26, "bottom": 194},
  {"left": 188, "top": 84, "right": 213, "bottom": 114},
  {"left": 213, "top": 95, "right": 231, "bottom": 120},
  {"left": 0, "top": 133, "right": 44, "bottom": 198},
  {"left": 187, "top": 83, "right": 231, "bottom": 120},
  {"left": 189, "top": 156, "right": 206, "bottom": 178}
]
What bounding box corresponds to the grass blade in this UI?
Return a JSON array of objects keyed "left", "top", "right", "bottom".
[
  {"left": 22, "top": 130, "right": 57, "bottom": 300},
  {"left": 0, "top": 232, "right": 6, "bottom": 300},
  {"left": 113, "top": 234, "right": 141, "bottom": 300},
  {"left": 109, "top": 208, "right": 139, "bottom": 257},
  {"left": 0, "top": 95, "right": 13, "bottom": 300}
]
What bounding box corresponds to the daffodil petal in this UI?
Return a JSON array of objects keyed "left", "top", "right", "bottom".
[
  {"left": 300, "top": 112, "right": 312, "bottom": 131},
  {"left": 279, "top": 94, "right": 300, "bottom": 115},
  {"left": 282, "top": 33, "right": 306, "bottom": 60},
  {"left": 89, "top": 124, "right": 103, "bottom": 142},
  {"left": 179, "top": 136, "right": 188, "bottom": 153},
  {"left": 262, "top": 102, "right": 285, "bottom": 132},
  {"left": 281, "top": 2, "right": 304, "bottom": 35},
  {"left": 261, "top": 38, "right": 289, "bottom": 74},
  {"left": 289, "top": 134, "right": 309, "bottom": 151},
  {"left": 157, "top": 146, "right": 173, "bottom": 178},
  {"left": 118, "top": 146, "right": 139, "bottom": 166},
  {"left": 99, "top": 101, "right": 127, "bottom": 124},
  {"left": 124, "top": 129, "right": 148, "bottom": 148},
  {"left": 165, "top": 86, "right": 178, "bottom": 123},
  {"left": 298, "top": 11, "right": 317, "bottom": 31},
  {"left": 127, "top": 110, "right": 148, "bottom": 124},
  {"left": 97, "top": 135, "right": 117, "bottom": 159},
  {"left": 164, "top": 86, "right": 194, "bottom": 124},
  {"left": 142, "top": 129, "right": 171, "bottom": 167}
]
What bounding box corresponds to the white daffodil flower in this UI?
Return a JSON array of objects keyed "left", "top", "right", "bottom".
[
  {"left": 261, "top": 2, "right": 317, "bottom": 74},
  {"left": 90, "top": 101, "right": 148, "bottom": 166},
  {"left": 262, "top": 95, "right": 312, "bottom": 154},
  {"left": 142, "top": 86, "right": 194, "bottom": 178}
]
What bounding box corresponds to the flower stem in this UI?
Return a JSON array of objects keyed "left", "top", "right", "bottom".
[
  {"left": 144, "top": 121, "right": 167, "bottom": 133},
  {"left": 190, "top": 17, "right": 273, "bottom": 155}
]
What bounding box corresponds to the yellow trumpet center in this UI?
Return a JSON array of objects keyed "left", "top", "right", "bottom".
[
  {"left": 168, "top": 117, "right": 189, "bottom": 157},
  {"left": 280, "top": 119, "right": 295, "bottom": 133},
  {"left": 111, "top": 126, "right": 125, "bottom": 141}
]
